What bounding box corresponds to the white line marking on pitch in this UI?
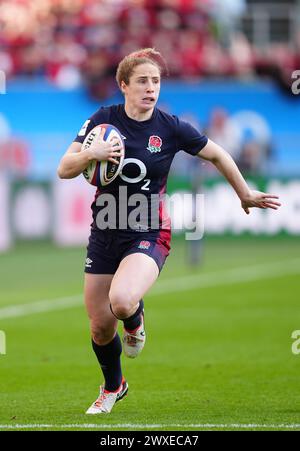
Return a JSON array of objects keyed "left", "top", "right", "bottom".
[
  {"left": 0, "top": 423, "right": 300, "bottom": 430},
  {"left": 0, "top": 295, "right": 83, "bottom": 319},
  {"left": 151, "top": 257, "right": 300, "bottom": 296},
  {"left": 0, "top": 258, "right": 300, "bottom": 320}
]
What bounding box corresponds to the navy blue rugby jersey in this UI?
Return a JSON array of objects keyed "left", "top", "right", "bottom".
[{"left": 74, "top": 104, "right": 208, "bottom": 236}]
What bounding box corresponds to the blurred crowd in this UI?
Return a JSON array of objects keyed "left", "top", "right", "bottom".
[
  {"left": 1, "top": 0, "right": 300, "bottom": 98},
  {"left": 172, "top": 106, "right": 272, "bottom": 179}
]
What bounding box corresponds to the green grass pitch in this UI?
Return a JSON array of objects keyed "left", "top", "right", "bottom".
[{"left": 0, "top": 236, "right": 300, "bottom": 431}]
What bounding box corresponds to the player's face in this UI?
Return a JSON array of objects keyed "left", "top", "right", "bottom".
[{"left": 122, "top": 63, "right": 161, "bottom": 114}]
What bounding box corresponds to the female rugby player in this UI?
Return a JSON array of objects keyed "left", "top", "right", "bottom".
[{"left": 57, "top": 48, "right": 281, "bottom": 414}]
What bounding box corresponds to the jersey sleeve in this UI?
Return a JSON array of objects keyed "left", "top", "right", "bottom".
[
  {"left": 73, "top": 107, "right": 111, "bottom": 144},
  {"left": 176, "top": 119, "right": 208, "bottom": 156}
]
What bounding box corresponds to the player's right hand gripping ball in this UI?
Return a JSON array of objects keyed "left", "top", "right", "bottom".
[{"left": 82, "top": 124, "right": 125, "bottom": 187}]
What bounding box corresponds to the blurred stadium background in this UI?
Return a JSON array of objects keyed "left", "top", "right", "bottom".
[{"left": 1, "top": 0, "right": 300, "bottom": 431}]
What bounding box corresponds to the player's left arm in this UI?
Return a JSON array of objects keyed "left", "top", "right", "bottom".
[{"left": 198, "top": 139, "right": 281, "bottom": 214}]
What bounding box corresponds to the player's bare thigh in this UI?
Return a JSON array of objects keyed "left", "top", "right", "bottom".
[
  {"left": 84, "top": 273, "right": 117, "bottom": 345},
  {"left": 109, "top": 253, "right": 159, "bottom": 319}
]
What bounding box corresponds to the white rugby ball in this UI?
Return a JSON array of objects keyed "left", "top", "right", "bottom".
[{"left": 82, "top": 124, "right": 125, "bottom": 187}]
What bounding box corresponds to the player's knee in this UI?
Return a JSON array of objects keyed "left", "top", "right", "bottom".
[
  {"left": 109, "top": 290, "right": 137, "bottom": 319},
  {"left": 91, "top": 323, "right": 115, "bottom": 346}
]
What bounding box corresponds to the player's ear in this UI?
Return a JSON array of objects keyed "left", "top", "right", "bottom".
[{"left": 120, "top": 81, "right": 127, "bottom": 94}]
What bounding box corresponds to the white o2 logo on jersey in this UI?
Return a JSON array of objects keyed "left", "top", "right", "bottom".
[{"left": 120, "top": 158, "right": 150, "bottom": 190}]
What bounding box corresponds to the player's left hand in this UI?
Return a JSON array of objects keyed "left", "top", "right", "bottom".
[{"left": 241, "top": 190, "right": 281, "bottom": 215}]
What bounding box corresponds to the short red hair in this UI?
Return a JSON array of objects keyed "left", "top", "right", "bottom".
[{"left": 116, "top": 48, "right": 167, "bottom": 89}]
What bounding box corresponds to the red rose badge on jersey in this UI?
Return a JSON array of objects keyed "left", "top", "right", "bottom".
[
  {"left": 138, "top": 240, "right": 151, "bottom": 250},
  {"left": 147, "top": 135, "right": 162, "bottom": 153}
]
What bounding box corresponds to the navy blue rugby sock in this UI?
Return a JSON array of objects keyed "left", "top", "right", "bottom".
[
  {"left": 92, "top": 334, "right": 122, "bottom": 392},
  {"left": 123, "top": 300, "right": 144, "bottom": 332}
]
